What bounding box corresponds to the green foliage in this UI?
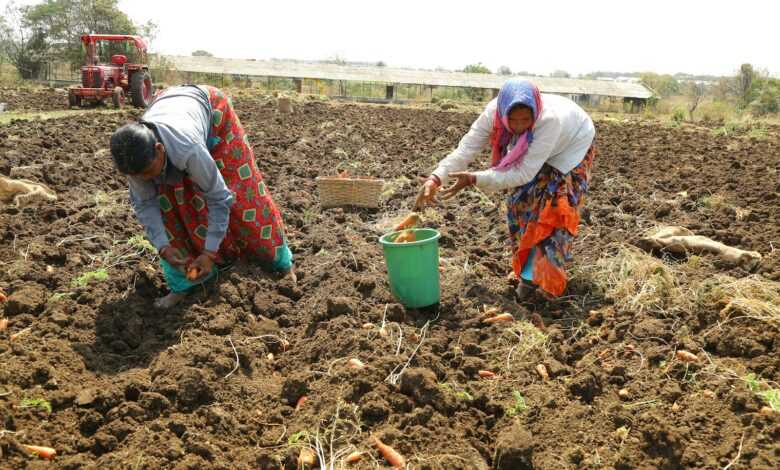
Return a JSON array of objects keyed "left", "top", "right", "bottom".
[
  {"left": 744, "top": 373, "right": 780, "bottom": 411},
  {"left": 640, "top": 72, "right": 681, "bottom": 97},
  {"left": 1, "top": 0, "right": 151, "bottom": 76},
  {"left": 20, "top": 397, "right": 52, "bottom": 413},
  {"left": 671, "top": 108, "right": 686, "bottom": 123},
  {"left": 506, "top": 390, "right": 528, "bottom": 416},
  {"left": 288, "top": 431, "right": 307, "bottom": 445},
  {"left": 191, "top": 49, "right": 213, "bottom": 57},
  {"left": 438, "top": 383, "right": 474, "bottom": 401},
  {"left": 550, "top": 70, "right": 571, "bottom": 78},
  {"left": 461, "top": 63, "right": 491, "bottom": 74},
  {"left": 128, "top": 234, "right": 155, "bottom": 254},
  {"left": 72, "top": 268, "right": 109, "bottom": 287},
  {"left": 750, "top": 78, "right": 780, "bottom": 116},
  {"left": 497, "top": 65, "right": 512, "bottom": 76}
]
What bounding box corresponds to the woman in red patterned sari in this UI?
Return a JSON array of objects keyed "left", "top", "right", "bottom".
[{"left": 110, "top": 85, "right": 293, "bottom": 308}]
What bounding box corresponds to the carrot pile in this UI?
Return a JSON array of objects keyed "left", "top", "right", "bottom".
[
  {"left": 394, "top": 213, "right": 421, "bottom": 231},
  {"left": 394, "top": 230, "right": 416, "bottom": 243},
  {"left": 392, "top": 212, "right": 422, "bottom": 244}
]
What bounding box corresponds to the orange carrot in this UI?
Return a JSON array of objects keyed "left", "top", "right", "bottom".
[
  {"left": 394, "top": 213, "right": 421, "bottom": 231},
  {"left": 535, "top": 364, "right": 550, "bottom": 381},
  {"left": 482, "top": 313, "right": 514, "bottom": 324},
  {"left": 0, "top": 292, "right": 6, "bottom": 302},
  {"left": 298, "top": 448, "right": 316, "bottom": 466},
  {"left": 347, "top": 358, "right": 365, "bottom": 370},
  {"left": 0, "top": 318, "right": 8, "bottom": 332},
  {"left": 481, "top": 306, "right": 501, "bottom": 318},
  {"left": 372, "top": 435, "right": 405, "bottom": 469},
  {"left": 21, "top": 444, "right": 56, "bottom": 460},
  {"left": 295, "top": 395, "right": 307, "bottom": 411},
  {"left": 345, "top": 451, "right": 363, "bottom": 464},
  {"left": 394, "top": 230, "right": 416, "bottom": 243},
  {"left": 675, "top": 350, "right": 699, "bottom": 363},
  {"left": 478, "top": 370, "right": 496, "bottom": 378},
  {"left": 10, "top": 327, "right": 30, "bottom": 341},
  {"left": 186, "top": 266, "right": 201, "bottom": 281}
]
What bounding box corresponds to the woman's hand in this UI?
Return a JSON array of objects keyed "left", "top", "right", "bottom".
[
  {"left": 414, "top": 176, "right": 440, "bottom": 209},
  {"left": 187, "top": 251, "right": 215, "bottom": 281},
  {"left": 440, "top": 172, "right": 476, "bottom": 200},
  {"left": 160, "top": 245, "right": 188, "bottom": 272}
]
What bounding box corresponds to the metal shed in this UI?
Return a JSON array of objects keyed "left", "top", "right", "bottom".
[{"left": 164, "top": 55, "right": 653, "bottom": 104}]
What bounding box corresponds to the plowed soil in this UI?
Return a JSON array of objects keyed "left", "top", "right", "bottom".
[
  {"left": 0, "top": 87, "right": 68, "bottom": 113},
  {"left": 1, "top": 92, "right": 779, "bottom": 469}
]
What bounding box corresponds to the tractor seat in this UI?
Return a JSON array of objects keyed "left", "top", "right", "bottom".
[{"left": 111, "top": 54, "right": 128, "bottom": 66}]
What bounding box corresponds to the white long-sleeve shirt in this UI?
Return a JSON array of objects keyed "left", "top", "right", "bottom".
[
  {"left": 128, "top": 86, "right": 234, "bottom": 253},
  {"left": 432, "top": 94, "right": 595, "bottom": 192}
]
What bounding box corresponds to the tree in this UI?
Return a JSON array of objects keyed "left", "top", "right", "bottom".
[
  {"left": 738, "top": 63, "right": 756, "bottom": 106},
  {"left": 497, "top": 65, "right": 512, "bottom": 75},
  {"left": 686, "top": 81, "right": 706, "bottom": 120},
  {"left": 639, "top": 72, "right": 681, "bottom": 97},
  {"left": 462, "top": 63, "right": 491, "bottom": 74},
  {"left": 550, "top": 70, "right": 570, "bottom": 78},
  {"left": 0, "top": 2, "right": 49, "bottom": 79},
  {"left": 11, "top": 0, "right": 144, "bottom": 69},
  {"left": 192, "top": 50, "right": 213, "bottom": 57},
  {"left": 376, "top": 60, "right": 386, "bottom": 67}
]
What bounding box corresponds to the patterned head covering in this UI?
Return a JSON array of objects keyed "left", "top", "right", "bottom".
[{"left": 490, "top": 80, "right": 544, "bottom": 170}]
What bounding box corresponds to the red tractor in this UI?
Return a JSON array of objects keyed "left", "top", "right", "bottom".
[{"left": 67, "top": 34, "right": 154, "bottom": 109}]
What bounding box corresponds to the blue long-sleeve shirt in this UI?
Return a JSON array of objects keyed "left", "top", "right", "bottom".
[{"left": 127, "top": 86, "right": 234, "bottom": 253}]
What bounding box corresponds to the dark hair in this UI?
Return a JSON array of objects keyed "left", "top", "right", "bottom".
[
  {"left": 508, "top": 103, "right": 532, "bottom": 115},
  {"left": 109, "top": 123, "right": 157, "bottom": 174}
]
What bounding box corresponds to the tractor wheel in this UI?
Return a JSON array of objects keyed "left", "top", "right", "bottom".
[
  {"left": 112, "top": 87, "right": 125, "bottom": 109},
  {"left": 130, "top": 71, "right": 153, "bottom": 108},
  {"left": 68, "top": 89, "right": 81, "bottom": 108}
]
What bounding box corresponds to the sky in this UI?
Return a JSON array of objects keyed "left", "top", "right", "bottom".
[{"left": 4, "top": 0, "right": 779, "bottom": 77}]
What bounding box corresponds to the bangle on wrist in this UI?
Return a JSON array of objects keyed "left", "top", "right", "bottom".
[{"left": 428, "top": 175, "right": 441, "bottom": 187}]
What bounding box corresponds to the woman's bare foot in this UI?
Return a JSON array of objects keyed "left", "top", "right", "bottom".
[
  {"left": 285, "top": 265, "right": 297, "bottom": 285},
  {"left": 153, "top": 292, "right": 187, "bottom": 309}
]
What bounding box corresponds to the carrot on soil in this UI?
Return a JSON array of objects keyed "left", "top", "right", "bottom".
[
  {"left": 295, "top": 395, "right": 307, "bottom": 411},
  {"left": 345, "top": 451, "right": 363, "bottom": 463},
  {"left": 535, "top": 364, "right": 550, "bottom": 381},
  {"left": 372, "top": 435, "right": 406, "bottom": 469},
  {"left": 478, "top": 370, "right": 496, "bottom": 378},
  {"left": 21, "top": 444, "right": 56, "bottom": 460},
  {"left": 482, "top": 313, "right": 514, "bottom": 324},
  {"left": 676, "top": 350, "right": 699, "bottom": 363},
  {"left": 0, "top": 318, "right": 8, "bottom": 332}
]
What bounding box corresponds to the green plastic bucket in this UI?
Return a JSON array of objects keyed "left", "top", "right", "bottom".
[{"left": 379, "top": 228, "right": 441, "bottom": 308}]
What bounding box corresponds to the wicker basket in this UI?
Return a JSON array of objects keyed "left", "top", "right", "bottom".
[{"left": 316, "top": 176, "right": 385, "bottom": 208}]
